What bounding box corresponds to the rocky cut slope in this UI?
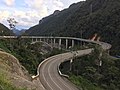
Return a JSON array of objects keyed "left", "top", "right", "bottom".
[
  {"left": 25, "top": 0, "right": 120, "bottom": 55},
  {"left": 0, "top": 50, "right": 44, "bottom": 90}
]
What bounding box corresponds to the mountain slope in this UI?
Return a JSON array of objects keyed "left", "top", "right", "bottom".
[
  {"left": 25, "top": 1, "right": 84, "bottom": 36},
  {"left": 13, "top": 29, "right": 26, "bottom": 36},
  {"left": 0, "top": 23, "right": 14, "bottom": 36},
  {"left": 25, "top": 0, "right": 120, "bottom": 55}
]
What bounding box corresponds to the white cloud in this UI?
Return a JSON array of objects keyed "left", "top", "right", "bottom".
[
  {"left": 39, "top": 5, "right": 48, "bottom": 17},
  {"left": 4, "top": 0, "right": 15, "bottom": 6},
  {"left": 25, "top": 0, "right": 43, "bottom": 9},
  {"left": 53, "top": 0, "right": 64, "bottom": 9},
  {"left": 24, "top": 0, "right": 64, "bottom": 14},
  {"left": 0, "top": 0, "right": 85, "bottom": 29},
  {"left": 0, "top": 10, "right": 38, "bottom": 29},
  {"left": 0, "top": 10, "right": 11, "bottom": 29},
  {"left": 12, "top": 10, "right": 39, "bottom": 27},
  {"left": 0, "top": 11, "right": 10, "bottom": 21}
]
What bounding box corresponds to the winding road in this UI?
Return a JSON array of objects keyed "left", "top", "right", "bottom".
[
  {"left": 39, "top": 40, "right": 111, "bottom": 90},
  {"left": 0, "top": 36, "right": 112, "bottom": 89}
]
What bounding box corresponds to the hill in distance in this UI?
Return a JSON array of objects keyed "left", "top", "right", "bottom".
[
  {"left": 0, "top": 23, "right": 14, "bottom": 36},
  {"left": 0, "top": 23, "right": 26, "bottom": 36},
  {"left": 26, "top": 0, "right": 120, "bottom": 56},
  {"left": 13, "top": 28, "right": 26, "bottom": 36}
]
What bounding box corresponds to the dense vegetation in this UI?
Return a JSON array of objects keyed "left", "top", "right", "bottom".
[
  {"left": 0, "top": 39, "right": 43, "bottom": 74},
  {"left": 25, "top": 0, "right": 120, "bottom": 56},
  {"left": 0, "top": 38, "right": 66, "bottom": 74},
  {"left": 0, "top": 23, "right": 43, "bottom": 74},
  {"left": 60, "top": 45, "right": 120, "bottom": 90}
]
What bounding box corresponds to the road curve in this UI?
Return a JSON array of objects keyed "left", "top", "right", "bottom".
[
  {"left": 39, "top": 40, "right": 111, "bottom": 90},
  {"left": 39, "top": 49, "right": 93, "bottom": 90},
  {"left": 0, "top": 36, "right": 111, "bottom": 89}
]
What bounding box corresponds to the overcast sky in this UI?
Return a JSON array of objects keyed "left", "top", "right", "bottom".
[{"left": 0, "top": 0, "right": 85, "bottom": 29}]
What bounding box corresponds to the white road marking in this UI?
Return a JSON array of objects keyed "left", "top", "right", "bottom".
[
  {"left": 40, "top": 49, "right": 106, "bottom": 90},
  {"left": 54, "top": 60, "right": 73, "bottom": 90},
  {"left": 42, "top": 61, "right": 53, "bottom": 90},
  {"left": 48, "top": 59, "right": 62, "bottom": 90}
]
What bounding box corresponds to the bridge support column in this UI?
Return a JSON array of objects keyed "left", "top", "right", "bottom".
[
  {"left": 66, "top": 39, "right": 68, "bottom": 49},
  {"left": 43, "top": 38, "right": 46, "bottom": 42},
  {"left": 83, "top": 42, "right": 85, "bottom": 47},
  {"left": 46, "top": 38, "right": 49, "bottom": 43},
  {"left": 53, "top": 38, "right": 56, "bottom": 47},
  {"left": 59, "top": 38, "right": 62, "bottom": 49},
  {"left": 50, "top": 38, "right": 53, "bottom": 44},
  {"left": 32, "top": 38, "right": 34, "bottom": 42},
  {"left": 39, "top": 38, "right": 41, "bottom": 42},
  {"left": 78, "top": 41, "right": 80, "bottom": 47},
  {"left": 35, "top": 38, "right": 37, "bottom": 42},
  {"left": 72, "top": 40, "right": 74, "bottom": 48}
]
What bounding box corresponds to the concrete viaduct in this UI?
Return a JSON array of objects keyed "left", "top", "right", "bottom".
[{"left": 0, "top": 36, "right": 111, "bottom": 50}]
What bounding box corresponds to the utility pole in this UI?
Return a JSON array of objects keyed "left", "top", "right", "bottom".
[
  {"left": 81, "top": 29, "right": 83, "bottom": 46},
  {"left": 90, "top": 4, "right": 93, "bottom": 15}
]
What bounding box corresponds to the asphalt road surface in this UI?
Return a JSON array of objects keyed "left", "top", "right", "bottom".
[
  {"left": 39, "top": 49, "right": 93, "bottom": 90},
  {"left": 39, "top": 41, "right": 111, "bottom": 90}
]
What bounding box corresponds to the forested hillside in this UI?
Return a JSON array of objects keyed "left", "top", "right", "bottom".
[
  {"left": 61, "top": 45, "right": 120, "bottom": 90},
  {"left": 25, "top": 0, "right": 120, "bottom": 56},
  {"left": 0, "top": 23, "right": 14, "bottom": 36}
]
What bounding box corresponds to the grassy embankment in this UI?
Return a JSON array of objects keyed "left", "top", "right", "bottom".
[{"left": 0, "top": 71, "right": 26, "bottom": 90}]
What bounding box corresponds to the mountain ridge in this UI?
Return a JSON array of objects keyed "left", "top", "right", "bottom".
[
  {"left": 26, "top": 0, "right": 120, "bottom": 55},
  {"left": 25, "top": 0, "right": 120, "bottom": 55}
]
